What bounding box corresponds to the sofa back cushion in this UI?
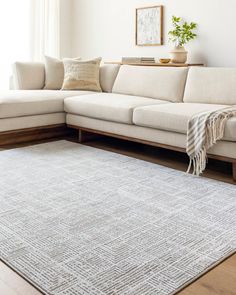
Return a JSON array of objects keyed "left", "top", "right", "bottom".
[
  {"left": 100, "top": 64, "right": 120, "bottom": 92},
  {"left": 112, "top": 65, "right": 188, "bottom": 102},
  {"left": 13, "top": 62, "right": 45, "bottom": 90},
  {"left": 184, "top": 67, "right": 236, "bottom": 105}
]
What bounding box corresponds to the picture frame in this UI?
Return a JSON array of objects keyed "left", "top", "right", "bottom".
[{"left": 136, "top": 5, "right": 163, "bottom": 46}]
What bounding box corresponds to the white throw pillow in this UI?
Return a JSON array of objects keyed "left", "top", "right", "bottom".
[
  {"left": 61, "top": 58, "right": 102, "bottom": 92},
  {"left": 44, "top": 56, "right": 64, "bottom": 90},
  {"left": 44, "top": 56, "right": 81, "bottom": 90}
]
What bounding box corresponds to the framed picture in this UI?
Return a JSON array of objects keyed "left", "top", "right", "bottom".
[{"left": 136, "top": 5, "right": 163, "bottom": 46}]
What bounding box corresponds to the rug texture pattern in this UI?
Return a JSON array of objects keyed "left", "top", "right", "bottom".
[{"left": 0, "top": 141, "right": 235, "bottom": 295}]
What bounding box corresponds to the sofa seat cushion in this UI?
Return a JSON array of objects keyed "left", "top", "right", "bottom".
[
  {"left": 0, "top": 90, "right": 94, "bottom": 119},
  {"left": 133, "top": 103, "right": 236, "bottom": 141},
  {"left": 64, "top": 93, "right": 170, "bottom": 124}
]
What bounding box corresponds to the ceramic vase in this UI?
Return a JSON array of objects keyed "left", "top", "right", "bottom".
[{"left": 170, "top": 46, "right": 188, "bottom": 63}]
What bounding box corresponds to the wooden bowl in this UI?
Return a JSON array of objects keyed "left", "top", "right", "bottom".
[{"left": 159, "top": 58, "right": 171, "bottom": 64}]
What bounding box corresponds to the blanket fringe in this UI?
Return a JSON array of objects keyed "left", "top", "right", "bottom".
[
  {"left": 187, "top": 148, "right": 207, "bottom": 176},
  {"left": 187, "top": 108, "right": 236, "bottom": 176}
]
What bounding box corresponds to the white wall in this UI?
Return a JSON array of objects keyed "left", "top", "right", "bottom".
[{"left": 71, "top": 0, "right": 236, "bottom": 66}]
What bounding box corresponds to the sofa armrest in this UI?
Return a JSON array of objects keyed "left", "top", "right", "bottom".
[{"left": 12, "top": 62, "right": 45, "bottom": 90}]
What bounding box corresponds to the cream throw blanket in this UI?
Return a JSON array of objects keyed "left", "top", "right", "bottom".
[{"left": 187, "top": 106, "right": 236, "bottom": 176}]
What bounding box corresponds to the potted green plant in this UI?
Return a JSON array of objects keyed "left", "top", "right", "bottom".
[{"left": 168, "top": 16, "right": 197, "bottom": 63}]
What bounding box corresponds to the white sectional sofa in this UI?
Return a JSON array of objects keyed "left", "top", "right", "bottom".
[{"left": 4, "top": 62, "right": 236, "bottom": 180}]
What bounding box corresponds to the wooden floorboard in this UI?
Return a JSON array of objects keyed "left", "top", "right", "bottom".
[
  {"left": 0, "top": 262, "right": 41, "bottom": 295},
  {"left": 0, "top": 137, "right": 235, "bottom": 295},
  {"left": 84, "top": 136, "right": 234, "bottom": 185},
  {"left": 178, "top": 253, "right": 236, "bottom": 295}
]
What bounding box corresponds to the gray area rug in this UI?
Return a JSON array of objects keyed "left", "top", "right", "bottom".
[{"left": 0, "top": 140, "right": 235, "bottom": 295}]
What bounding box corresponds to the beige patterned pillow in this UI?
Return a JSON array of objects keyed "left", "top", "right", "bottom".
[
  {"left": 62, "top": 58, "right": 102, "bottom": 92},
  {"left": 61, "top": 58, "right": 102, "bottom": 92}
]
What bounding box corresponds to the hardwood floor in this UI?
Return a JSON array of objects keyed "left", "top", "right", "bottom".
[
  {"left": 179, "top": 253, "right": 236, "bottom": 295},
  {"left": 0, "top": 262, "right": 41, "bottom": 295},
  {"left": 0, "top": 137, "right": 235, "bottom": 295},
  {"left": 84, "top": 136, "right": 234, "bottom": 185}
]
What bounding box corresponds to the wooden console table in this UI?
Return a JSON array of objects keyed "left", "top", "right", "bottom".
[{"left": 105, "top": 61, "right": 204, "bottom": 67}]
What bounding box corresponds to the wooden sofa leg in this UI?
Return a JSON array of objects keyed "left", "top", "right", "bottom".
[
  {"left": 233, "top": 161, "right": 236, "bottom": 182},
  {"left": 78, "top": 129, "right": 103, "bottom": 143},
  {"left": 78, "top": 130, "right": 89, "bottom": 143}
]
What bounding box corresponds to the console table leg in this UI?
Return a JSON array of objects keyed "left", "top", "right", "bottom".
[{"left": 233, "top": 162, "right": 236, "bottom": 182}]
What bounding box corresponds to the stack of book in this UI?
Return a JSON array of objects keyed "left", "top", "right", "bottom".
[
  {"left": 140, "top": 57, "right": 155, "bottom": 63},
  {"left": 122, "top": 57, "right": 155, "bottom": 64}
]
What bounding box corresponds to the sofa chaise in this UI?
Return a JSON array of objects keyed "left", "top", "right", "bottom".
[{"left": 2, "top": 62, "right": 236, "bottom": 180}]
